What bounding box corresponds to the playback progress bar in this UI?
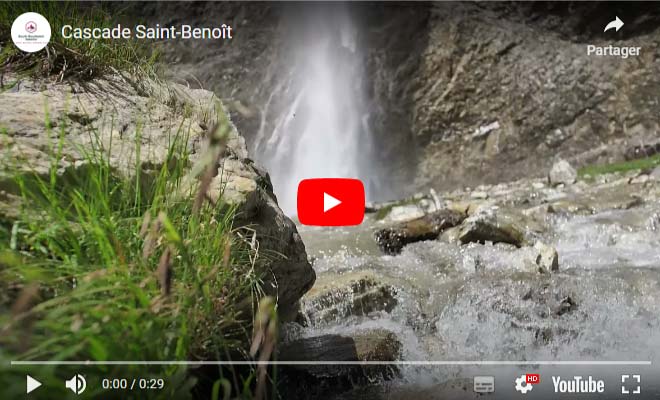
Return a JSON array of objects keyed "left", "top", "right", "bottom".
[{"left": 10, "top": 360, "right": 654, "bottom": 366}]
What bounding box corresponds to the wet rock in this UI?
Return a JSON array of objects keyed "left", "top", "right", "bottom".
[
  {"left": 374, "top": 209, "right": 466, "bottom": 254},
  {"left": 548, "top": 159, "right": 577, "bottom": 186},
  {"left": 458, "top": 206, "right": 541, "bottom": 247},
  {"left": 385, "top": 204, "right": 426, "bottom": 222},
  {"left": 278, "top": 329, "right": 401, "bottom": 365},
  {"left": 547, "top": 200, "right": 594, "bottom": 215},
  {"left": 301, "top": 271, "right": 397, "bottom": 325},
  {"left": 278, "top": 330, "right": 401, "bottom": 398},
  {"left": 533, "top": 242, "right": 559, "bottom": 273},
  {"left": 554, "top": 296, "right": 578, "bottom": 316},
  {"left": 438, "top": 225, "right": 462, "bottom": 244},
  {"left": 371, "top": 193, "right": 440, "bottom": 222}
]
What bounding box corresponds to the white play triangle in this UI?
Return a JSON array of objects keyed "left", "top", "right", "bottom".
[
  {"left": 323, "top": 192, "right": 341, "bottom": 213},
  {"left": 27, "top": 375, "right": 41, "bottom": 394}
]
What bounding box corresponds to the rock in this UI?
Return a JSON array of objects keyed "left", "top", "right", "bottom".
[
  {"left": 547, "top": 200, "right": 594, "bottom": 215},
  {"left": 438, "top": 225, "right": 462, "bottom": 244},
  {"left": 624, "top": 141, "right": 660, "bottom": 161},
  {"left": 531, "top": 181, "right": 546, "bottom": 190},
  {"left": 470, "top": 191, "right": 489, "bottom": 199},
  {"left": 629, "top": 174, "right": 650, "bottom": 185},
  {"left": 458, "top": 206, "right": 541, "bottom": 247},
  {"left": 374, "top": 209, "right": 466, "bottom": 254},
  {"left": 279, "top": 329, "right": 401, "bottom": 364},
  {"left": 0, "top": 75, "right": 314, "bottom": 321},
  {"left": 650, "top": 166, "right": 660, "bottom": 181},
  {"left": 278, "top": 330, "right": 401, "bottom": 398},
  {"left": 554, "top": 296, "right": 578, "bottom": 316},
  {"left": 548, "top": 159, "right": 577, "bottom": 186},
  {"left": 533, "top": 242, "right": 559, "bottom": 273},
  {"left": 301, "top": 271, "right": 397, "bottom": 325},
  {"left": 385, "top": 203, "right": 426, "bottom": 222}
]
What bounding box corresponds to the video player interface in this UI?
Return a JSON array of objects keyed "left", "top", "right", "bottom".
[{"left": 1, "top": 1, "right": 659, "bottom": 399}]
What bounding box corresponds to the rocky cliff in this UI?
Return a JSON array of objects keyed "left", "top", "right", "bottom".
[{"left": 142, "top": 1, "right": 660, "bottom": 196}]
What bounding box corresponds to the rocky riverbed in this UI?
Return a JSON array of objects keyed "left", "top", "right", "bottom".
[{"left": 282, "top": 162, "right": 660, "bottom": 399}]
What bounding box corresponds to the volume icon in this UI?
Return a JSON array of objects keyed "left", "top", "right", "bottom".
[{"left": 65, "top": 374, "right": 86, "bottom": 395}]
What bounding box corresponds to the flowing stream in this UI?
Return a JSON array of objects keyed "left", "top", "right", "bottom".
[
  {"left": 244, "top": 4, "right": 660, "bottom": 397},
  {"left": 296, "top": 201, "right": 660, "bottom": 398}
]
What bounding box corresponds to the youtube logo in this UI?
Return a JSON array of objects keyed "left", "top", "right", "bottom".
[{"left": 297, "top": 178, "right": 365, "bottom": 226}]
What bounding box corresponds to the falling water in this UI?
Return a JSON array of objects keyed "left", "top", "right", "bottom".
[{"left": 252, "top": 4, "right": 383, "bottom": 216}]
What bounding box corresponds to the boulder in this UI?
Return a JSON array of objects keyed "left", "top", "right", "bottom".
[
  {"left": 0, "top": 75, "right": 314, "bottom": 321},
  {"left": 374, "top": 209, "right": 466, "bottom": 254},
  {"left": 278, "top": 330, "right": 401, "bottom": 364},
  {"left": 458, "top": 206, "right": 542, "bottom": 247},
  {"left": 301, "top": 271, "right": 397, "bottom": 325},
  {"left": 548, "top": 159, "right": 577, "bottom": 186},
  {"left": 277, "top": 330, "right": 401, "bottom": 398},
  {"left": 533, "top": 242, "right": 559, "bottom": 273}
]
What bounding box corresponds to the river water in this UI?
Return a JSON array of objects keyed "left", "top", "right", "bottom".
[{"left": 295, "top": 195, "right": 660, "bottom": 399}]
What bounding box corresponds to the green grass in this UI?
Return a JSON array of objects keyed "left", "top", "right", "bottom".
[
  {"left": 0, "top": 1, "right": 158, "bottom": 81},
  {"left": 0, "top": 104, "right": 271, "bottom": 398},
  {"left": 578, "top": 154, "right": 660, "bottom": 178}
]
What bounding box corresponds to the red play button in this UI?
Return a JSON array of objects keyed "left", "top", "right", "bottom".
[{"left": 297, "top": 178, "right": 365, "bottom": 226}]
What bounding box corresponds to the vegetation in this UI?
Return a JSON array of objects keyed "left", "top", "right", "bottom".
[
  {"left": 0, "top": 105, "right": 271, "bottom": 398},
  {"left": 578, "top": 154, "right": 660, "bottom": 178},
  {"left": 0, "top": 1, "right": 158, "bottom": 81}
]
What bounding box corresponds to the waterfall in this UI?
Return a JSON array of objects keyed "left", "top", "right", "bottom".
[{"left": 252, "top": 4, "right": 384, "bottom": 216}]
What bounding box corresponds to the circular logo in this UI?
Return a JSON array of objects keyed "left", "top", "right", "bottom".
[{"left": 11, "top": 12, "right": 51, "bottom": 53}]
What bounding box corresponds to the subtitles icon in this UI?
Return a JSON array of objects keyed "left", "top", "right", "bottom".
[{"left": 473, "top": 376, "right": 495, "bottom": 393}]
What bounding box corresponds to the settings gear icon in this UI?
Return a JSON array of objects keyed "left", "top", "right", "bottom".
[{"left": 515, "top": 375, "right": 533, "bottom": 394}]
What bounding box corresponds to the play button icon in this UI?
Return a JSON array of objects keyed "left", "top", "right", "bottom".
[
  {"left": 323, "top": 192, "right": 341, "bottom": 212},
  {"left": 26, "top": 375, "right": 42, "bottom": 394},
  {"left": 297, "top": 178, "right": 365, "bottom": 226}
]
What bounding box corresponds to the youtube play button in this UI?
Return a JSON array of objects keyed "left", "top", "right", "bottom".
[{"left": 297, "top": 178, "right": 365, "bottom": 226}]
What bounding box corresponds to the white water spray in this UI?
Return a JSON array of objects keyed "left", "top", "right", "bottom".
[{"left": 253, "top": 4, "right": 384, "bottom": 216}]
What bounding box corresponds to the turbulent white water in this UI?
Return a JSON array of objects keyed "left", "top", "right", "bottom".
[
  {"left": 252, "top": 4, "right": 383, "bottom": 216},
  {"left": 297, "top": 202, "right": 660, "bottom": 398}
]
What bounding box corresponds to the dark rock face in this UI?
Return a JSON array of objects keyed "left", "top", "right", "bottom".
[
  {"left": 301, "top": 271, "right": 397, "bottom": 326},
  {"left": 277, "top": 330, "right": 401, "bottom": 399},
  {"left": 141, "top": 2, "right": 660, "bottom": 197},
  {"left": 374, "top": 209, "right": 466, "bottom": 254},
  {"left": 624, "top": 141, "right": 660, "bottom": 161},
  {"left": 412, "top": 3, "right": 660, "bottom": 190}
]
